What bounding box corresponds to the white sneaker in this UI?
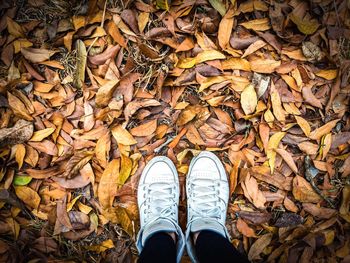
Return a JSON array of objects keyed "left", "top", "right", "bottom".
[
  {"left": 185, "top": 151, "right": 230, "bottom": 262},
  {"left": 136, "top": 156, "right": 185, "bottom": 263}
]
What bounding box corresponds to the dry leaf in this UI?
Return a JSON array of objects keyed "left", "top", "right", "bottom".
[
  {"left": 240, "top": 84, "right": 257, "bottom": 115},
  {"left": 15, "top": 186, "right": 40, "bottom": 209},
  {"left": 130, "top": 119, "right": 157, "bottom": 137},
  {"left": 111, "top": 125, "right": 137, "bottom": 145},
  {"left": 309, "top": 119, "right": 339, "bottom": 140},
  {"left": 30, "top": 128, "right": 55, "bottom": 142}
]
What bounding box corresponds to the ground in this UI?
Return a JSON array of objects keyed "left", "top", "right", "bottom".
[{"left": 0, "top": 0, "right": 350, "bottom": 262}]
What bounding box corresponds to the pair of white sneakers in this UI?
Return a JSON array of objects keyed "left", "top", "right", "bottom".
[{"left": 136, "top": 151, "right": 230, "bottom": 263}]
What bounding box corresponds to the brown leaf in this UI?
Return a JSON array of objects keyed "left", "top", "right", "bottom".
[
  {"left": 236, "top": 218, "right": 256, "bottom": 237},
  {"left": 130, "top": 120, "right": 157, "bottom": 137},
  {"left": 7, "top": 92, "right": 33, "bottom": 121},
  {"left": 302, "top": 203, "right": 337, "bottom": 219},
  {"left": 88, "top": 45, "right": 120, "bottom": 65},
  {"left": 28, "top": 140, "right": 58, "bottom": 156},
  {"left": 309, "top": 119, "right": 339, "bottom": 141},
  {"left": 292, "top": 175, "right": 322, "bottom": 203},
  {"left": 248, "top": 233, "right": 273, "bottom": 261},
  {"left": 15, "top": 186, "right": 40, "bottom": 209},
  {"left": 21, "top": 47, "right": 57, "bottom": 63},
  {"left": 98, "top": 159, "right": 120, "bottom": 209},
  {"left": 61, "top": 151, "right": 93, "bottom": 179},
  {"left": 95, "top": 79, "right": 119, "bottom": 107}
]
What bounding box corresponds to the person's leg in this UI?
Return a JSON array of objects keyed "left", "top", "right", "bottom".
[
  {"left": 185, "top": 151, "right": 249, "bottom": 262},
  {"left": 136, "top": 156, "right": 185, "bottom": 263},
  {"left": 138, "top": 232, "right": 176, "bottom": 263},
  {"left": 195, "top": 230, "right": 249, "bottom": 263}
]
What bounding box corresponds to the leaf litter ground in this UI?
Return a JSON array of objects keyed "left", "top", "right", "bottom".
[{"left": 0, "top": 0, "right": 350, "bottom": 262}]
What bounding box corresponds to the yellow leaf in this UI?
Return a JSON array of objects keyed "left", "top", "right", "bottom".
[
  {"left": 67, "top": 195, "right": 81, "bottom": 212},
  {"left": 138, "top": 12, "right": 149, "bottom": 33},
  {"left": 177, "top": 50, "right": 226, "bottom": 69},
  {"left": 222, "top": 58, "right": 251, "bottom": 71},
  {"left": 77, "top": 201, "right": 93, "bottom": 214},
  {"left": 264, "top": 109, "right": 275, "bottom": 128},
  {"left": 309, "top": 119, "right": 339, "bottom": 140},
  {"left": 95, "top": 130, "right": 111, "bottom": 168},
  {"left": 29, "top": 127, "right": 55, "bottom": 142},
  {"left": 241, "top": 84, "right": 257, "bottom": 115},
  {"left": 85, "top": 239, "right": 114, "bottom": 253},
  {"left": 218, "top": 8, "right": 235, "bottom": 49},
  {"left": 271, "top": 85, "right": 285, "bottom": 122},
  {"left": 111, "top": 125, "right": 137, "bottom": 145},
  {"left": 267, "top": 132, "right": 286, "bottom": 173},
  {"left": 6, "top": 17, "right": 25, "bottom": 38},
  {"left": 15, "top": 186, "right": 41, "bottom": 209},
  {"left": 321, "top": 133, "right": 332, "bottom": 160},
  {"left": 240, "top": 18, "right": 271, "bottom": 31},
  {"left": 15, "top": 144, "right": 26, "bottom": 169},
  {"left": 323, "top": 230, "right": 335, "bottom": 246},
  {"left": 315, "top": 69, "right": 338, "bottom": 80},
  {"left": 98, "top": 159, "right": 120, "bottom": 209},
  {"left": 249, "top": 58, "right": 281, "bottom": 73},
  {"left": 295, "top": 116, "right": 311, "bottom": 136},
  {"left": 118, "top": 154, "right": 132, "bottom": 186},
  {"left": 96, "top": 80, "right": 119, "bottom": 107},
  {"left": 13, "top": 39, "right": 32, "bottom": 53},
  {"left": 281, "top": 74, "right": 300, "bottom": 92},
  {"left": 290, "top": 13, "right": 319, "bottom": 35}
]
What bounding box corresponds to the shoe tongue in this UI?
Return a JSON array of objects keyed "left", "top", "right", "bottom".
[
  {"left": 142, "top": 219, "right": 177, "bottom": 246},
  {"left": 189, "top": 218, "right": 226, "bottom": 238}
]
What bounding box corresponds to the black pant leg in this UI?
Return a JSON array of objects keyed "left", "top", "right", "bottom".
[
  {"left": 138, "top": 232, "right": 177, "bottom": 263},
  {"left": 195, "top": 230, "right": 250, "bottom": 263}
]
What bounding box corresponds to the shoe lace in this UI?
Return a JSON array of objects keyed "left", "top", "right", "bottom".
[
  {"left": 141, "top": 182, "right": 176, "bottom": 222},
  {"left": 189, "top": 177, "right": 225, "bottom": 219}
]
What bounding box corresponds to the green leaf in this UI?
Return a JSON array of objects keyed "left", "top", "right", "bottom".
[
  {"left": 208, "top": 0, "right": 226, "bottom": 16},
  {"left": 13, "top": 175, "right": 32, "bottom": 186}
]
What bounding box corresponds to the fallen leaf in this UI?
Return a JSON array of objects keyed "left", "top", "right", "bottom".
[
  {"left": 15, "top": 186, "right": 40, "bottom": 209},
  {"left": 98, "top": 159, "right": 120, "bottom": 209},
  {"left": 85, "top": 239, "right": 114, "bottom": 253},
  {"left": 267, "top": 132, "right": 286, "bottom": 173},
  {"left": 21, "top": 47, "right": 57, "bottom": 63},
  {"left": 95, "top": 79, "right": 119, "bottom": 107},
  {"left": 29, "top": 127, "right": 55, "bottom": 142},
  {"left": 130, "top": 119, "right": 157, "bottom": 137},
  {"left": 249, "top": 58, "right": 281, "bottom": 73},
  {"left": 309, "top": 119, "right": 339, "bottom": 140},
  {"left": 236, "top": 218, "right": 256, "bottom": 237},
  {"left": 111, "top": 125, "right": 137, "bottom": 145},
  {"left": 15, "top": 144, "right": 26, "bottom": 169},
  {"left": 240, "top": 84, "right": 257, "bottom": 115},
  {"left": 240, "top": 18, "right": 271, "bottom": 31},
  {"left": 73, "top": 40, "right": 87, "bottom": 89},
  {"left": 293, "top": 175, "right": 322, "bottom": 203},
  {"left": 315, "top": 69, "right": 338, "bottom": 80},
  {"left": 248, "top": 233, "right": 273, "bottom": 261},
  {"left": 295, "top": 116, "right": 311, "bottom": 136}
]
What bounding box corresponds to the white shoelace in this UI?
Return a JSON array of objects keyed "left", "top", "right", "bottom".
[
  {"left": 141, "top": 182, "right": 177, "bottom": 222},
  {"left": 188, "top": 177, "right": 226, "bottom": 219}
]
